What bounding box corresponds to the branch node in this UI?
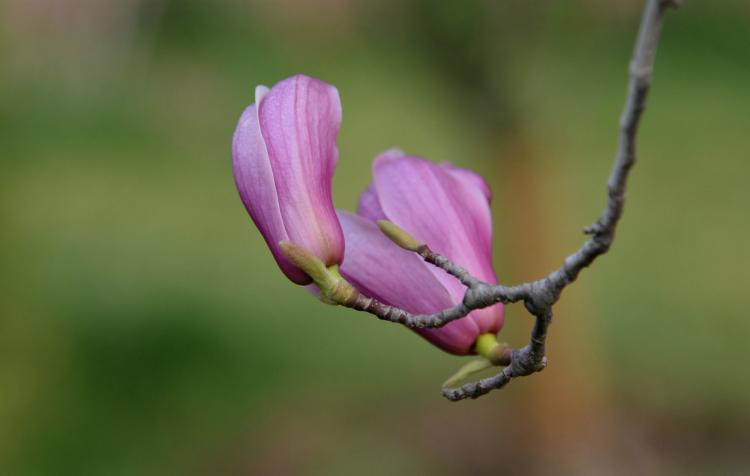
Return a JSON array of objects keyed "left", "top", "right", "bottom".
[
  {"left": 583, "top": 222, "right": 602, "bottom": 235},
  {"left": 463, "top": 282, "right": 496, "bottom": 308},
  {"left": 510, "top": 347, "right": 547, "bottom": 377}
]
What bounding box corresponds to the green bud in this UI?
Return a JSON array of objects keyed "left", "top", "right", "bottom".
[
  {"left": 279, "top": 241, "right": 336, "bottom": 287},
  {"left": 442, "top": 358, "right": 493, "bottom": 388},
  {"left": 279, "top": 241, "right": 359, "bottom": 306},
  {"left": 474, "top": 333, "right": 511, "bottom": 366},
  {"left": 377, "top": 220, "right": 422, "bottom": 252}
]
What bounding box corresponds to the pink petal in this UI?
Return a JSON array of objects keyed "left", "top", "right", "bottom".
[
  {"left": 356, "top": 183, "right": 386, "bottom": 221},
  {"left": 441, "top": 162, "right": 492, "bottom": 203},
  {"left": 372, "top": 154, "right": 503, "bottom": 334},
  {"left": 258, "top": 74, "right": 345, "bottom": 268},
  {"left": 233, "top": 87, "right": 309, "bottom": 284},
  {"left": 357, "top": 149, "right": 405, "bottom": 220}
]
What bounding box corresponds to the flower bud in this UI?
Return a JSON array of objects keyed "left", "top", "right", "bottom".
[
  {"left": 232, "top": 75, "right": 345, "bottom": 284},
  {"left": 339, "top": 150, "right": 504, "bottom": 355}
]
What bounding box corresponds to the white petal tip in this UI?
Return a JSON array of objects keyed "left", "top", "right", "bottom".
[{"left": 255, "top": 85, "right": 270, "bottom": 104}]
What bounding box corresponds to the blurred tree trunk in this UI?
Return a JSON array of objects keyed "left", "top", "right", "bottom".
[{"left": 495, "top": 135, "right": 614, "bottom": 473}]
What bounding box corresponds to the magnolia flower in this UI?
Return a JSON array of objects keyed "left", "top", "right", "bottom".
[
  {"left": 232, "top": 75, "right": 345, "bottom": 285},
  {"left": 339, "top": 150, "right": 504, "bottom": 354}
]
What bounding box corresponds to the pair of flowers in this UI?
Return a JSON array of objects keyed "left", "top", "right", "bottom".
[{"left": 232, "top": 75, "right": 503, "bottom": 355}]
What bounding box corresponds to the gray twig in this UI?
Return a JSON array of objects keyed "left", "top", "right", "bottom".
[{"left": 349, "top": 0, "right": 679, "bottom": 400}]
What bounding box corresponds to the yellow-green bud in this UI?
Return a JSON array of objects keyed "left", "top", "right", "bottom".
[
  {"left": 279, "top": 241, "right": 358, "bottom": 306},
  {"left": 377, "top": 220, "right": 422, "bottom": 252},
  {"left": 442, "top": 358, "right": 493, "bottom": 388}
]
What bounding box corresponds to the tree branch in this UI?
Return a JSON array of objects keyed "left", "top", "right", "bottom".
[{"left": 347, "top": 0, "right": 679, "bottom": 400}]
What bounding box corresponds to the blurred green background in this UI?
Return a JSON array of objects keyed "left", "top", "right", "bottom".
[{"left": 2, "top": 0, "right": 749, "bottom": 474}]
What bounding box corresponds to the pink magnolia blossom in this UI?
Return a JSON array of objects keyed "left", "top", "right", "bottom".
[
  {"left": 232, "top": 75, "right": 345, "bottom": 284},
  {"left": 339, "top": 150, "right": 504, "bottom": 354}
]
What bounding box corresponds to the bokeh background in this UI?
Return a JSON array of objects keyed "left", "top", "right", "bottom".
[{"left": 2, "top": 0, "right": 749, "bottom": 474}]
